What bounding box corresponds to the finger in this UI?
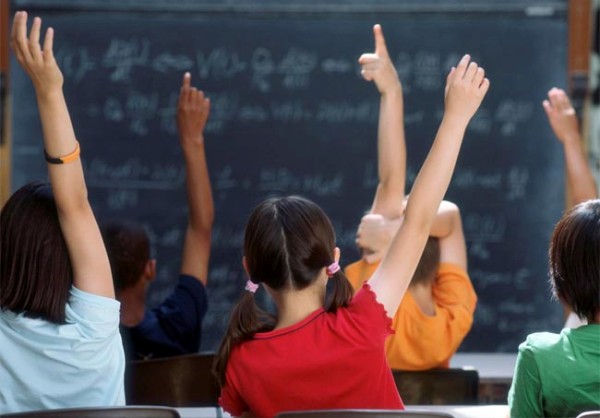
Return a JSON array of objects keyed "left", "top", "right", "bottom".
[
  {"left": 182, "top": 72, "right": 191, "bottom": 89},
  {"left": 29, "top": 17, "right": 43, "bottom": 62},
  {"left": 542, "top": 99, "right": 553, "bottom": 116},
  {"left": 42, "top": 27, "right": 55, "bottom": 61},
  {"left": 195, "top": 90, "right": 205, "bottom": 106},
  {"left": 361, "top": 69, "right": 374, "bottom": 81},
  {"left": 11, "top": 11, "right": 22, "bottom": 48},
  {"left": 204, "top": 98, "right": 211, "bottom": 116},
  {"left": 189, "top": 87, "right": 197, "bottom": 104},
  {"left": 358, "top": 53, "right": 378, "bottom": 65},
  {"left": 446, "top": 66, "right": 456, "bottom": 85},
  {"left": 16, "top": 11, "right": 33, "bottom": 62},
  {"left": 556, "top": 90, "right": 572, "bottom": 112},
  {"left": 465, "top": 61, "right": 478, "bottom": 81},
  {"left": 360, "top": 62, "right": 380, "bottom": 72},
  {"left": 479, "top": 78, "right": 490, "bottom": 95},
  {"left": 455, "top": 54, "right": 470, "bottom": 79},
  {"left": 373, "top": 24, "right": 389, "bottom": 57},
  {"left": 548, "top": 88, "right": 563, "bottom": 109},
  {"left": 474, "top": 67, "right": 485, "bottom": 85}
]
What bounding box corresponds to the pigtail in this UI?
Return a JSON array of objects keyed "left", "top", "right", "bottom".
[
  {"left": 213, "top": 290, "right": 276, "bottom": 388},
  {"left": 326, "top": 270, "right": 353, "bottom": 312}
]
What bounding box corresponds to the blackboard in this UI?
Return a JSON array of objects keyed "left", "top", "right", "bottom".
[{"left": 10, "top": 4, "right": 567, "bottom": 352}]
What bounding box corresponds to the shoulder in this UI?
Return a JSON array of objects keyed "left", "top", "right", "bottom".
[
  {"left": 66, "top": 286, "right": 121, "bottom": 337},
  {"left": 334, "top": 283, "right": 393, "bottom": 340},
  {"left": 519, "top": 331, "right": 565, "bottom": 357},
  {"left": 344, "top": 259, "right": 379, "bottom": 291}
]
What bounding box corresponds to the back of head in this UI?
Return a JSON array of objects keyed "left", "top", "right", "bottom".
[
  {"left": 101, "top": 220, "right": 150, "bottom": 292},
  {"left": 244, "top": 196, "right": 340, "bottom": 293},
  {"left": 214, "top": 195, "right": 353, "bottom": 386},
  {"left": 410, "top": 237, "right": 440, "bottom": 286},
  {"left": 549, "top": 199, "right": 600, "bottom": 322},
  {"left": 1, "top": 182, "right": 72, "bottom": 324}
]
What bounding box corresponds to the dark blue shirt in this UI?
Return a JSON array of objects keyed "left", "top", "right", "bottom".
[{"left": 120, "top": 275, "right": 208, "bottom": 360}]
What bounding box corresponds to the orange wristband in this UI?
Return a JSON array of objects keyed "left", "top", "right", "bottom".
[{"left": 44, "top": 141, "right": 80, "bottom": 165}]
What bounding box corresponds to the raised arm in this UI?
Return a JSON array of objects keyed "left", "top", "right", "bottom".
[
  {"left": 429, "top": 201, "right": 467, "bottom": 270},
  {"left": 177, "top": 72, "right": 214, "bottom": 285},
  {"left": 543, "top": 88, "right": 598, "bottom": 205},
  {"left": 359, "top": 24, "right": 406, "bottom": 219},
  {"left": 11, "top": 12, "right": 113, "bottom": 298},
  {"left": 368, "top": 55, "right": 489, "bottom": 316}
]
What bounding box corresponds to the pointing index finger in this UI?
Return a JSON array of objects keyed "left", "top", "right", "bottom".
[
  {"left": 182, "top": 72, "right": 191, "bottom": 89},
  {"left": 373, "top": 24, "right": 388, "bottom": 57}
]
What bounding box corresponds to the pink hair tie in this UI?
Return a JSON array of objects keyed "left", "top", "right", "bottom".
[
  {"left": 245, "top": 280, "right": 259, "bottom": 293},
  {"left": 326, "top": 262, "right": 340, "bottom": 277}
]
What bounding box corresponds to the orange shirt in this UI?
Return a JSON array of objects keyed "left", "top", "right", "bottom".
[{"left": 344, "top": 260, "right": 477, "bottom": 371}]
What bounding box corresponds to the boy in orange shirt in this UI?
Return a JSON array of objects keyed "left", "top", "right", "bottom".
[{"left": 347, "top": 27, "right": 477, "bottom": 370}]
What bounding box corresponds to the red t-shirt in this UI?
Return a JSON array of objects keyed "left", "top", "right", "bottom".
[{"left": 220, "top": 283, "right": 405, "bottom": 417}]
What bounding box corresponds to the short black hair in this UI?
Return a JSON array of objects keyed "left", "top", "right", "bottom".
[
  {"left": 101, "top": 220, "right": 150, "bottom": 291},
  {"left": 549, "top": 200, "right": 600, "bottom": 322}
]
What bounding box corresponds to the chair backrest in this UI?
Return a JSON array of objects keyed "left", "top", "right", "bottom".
[
  {"left": 3, "top": 406, "right": 181, "bottom": 418},
  {"left": 577, "top": 412, "right": 600, "bottom": 418},
  {"left": 392, "top": 368, "right": 479, "bottom": 405},
  {"left": 276, "top": 410, "right": 454, "bottom": 418},
  {"left": 125, "top": 352, "right": 219, "bottom": 407}
]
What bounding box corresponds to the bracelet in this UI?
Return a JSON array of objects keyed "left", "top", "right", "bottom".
[{"left": 44, "top": 141, "right": 80, "bottom": 165}]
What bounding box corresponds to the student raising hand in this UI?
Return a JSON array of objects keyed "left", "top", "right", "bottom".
[
  {"left": 358, "top": 24, "right": 406, "bottom": 221},
  {"left": 2, "top": 12, "right": 124, "bottom": 413},
  {"left": 543, "top": 88, "right": 597, "bottom": 206},
  {"left": 177, "top": 72, "right": 214, "bottom": 286}
]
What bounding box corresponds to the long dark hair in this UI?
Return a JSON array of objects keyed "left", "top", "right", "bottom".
[
  {"left": 549, "top": 199, "right": 600, "bottom": 322},
  {"left": 1, "top": 182, "right": 73, "bottom": 324},
  {"left": 213, "top": 196, "right": 353, "bottom": 387}
]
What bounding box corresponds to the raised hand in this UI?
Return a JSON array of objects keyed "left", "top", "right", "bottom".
[
  {"left": 177, "top": 72, "right": 211, "bottom": 147},
  {"left": 543, "top": 88, "right": 580, "bottom": 143},
  {"left": 358, "top": 24, "right": 401, "bottom": 96},
  {"left": 11, "top": 11, "right": 63, "bottom": 96},
  {"left": 444, "top": 55, "right": 489, "bottom": 125}
]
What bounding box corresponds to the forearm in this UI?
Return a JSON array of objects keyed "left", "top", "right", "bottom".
[
  {"left": 404, "top": 117, "right": 466, "bottom": 231},
  {"left": 371, "top": 88, "right": 406, "bottom": 218},
  {"left": 183, "top": 145, "right": 214, "bottom": 232},
  {"left": 562, "top": 138, "right": 598, "bottom": 204},
  {"left": 37, "top": 90, "right": 88, "bottom": 213}
]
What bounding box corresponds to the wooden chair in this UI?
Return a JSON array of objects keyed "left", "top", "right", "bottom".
[
  {"left": 3, "top": 406, "right": 180, "bottom": 418},
  {"left": 392, "top": 368, "right": 479, "bottom": 405},
  {"left": 126, "top": 352, "right": 219, "bottom": 407},
  {"left": 276, "top": 410, "right": 454, "bottom": 418}
]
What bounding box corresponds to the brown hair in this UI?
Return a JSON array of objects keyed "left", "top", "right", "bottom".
[
  {"left": 213, "top": 196, "right": 353, "bottom": 387},
  {"left": 0, "top": 182, "right": 73, "bottom": 324},
  {"left": 549, "top": 199, "right": 600, "bottom": 322},
  {"left": 101, "top": 220, "right": 150, "bottom": 291},
  {"left": 410, "top": 237, "right": 440, "bottom": 286}
]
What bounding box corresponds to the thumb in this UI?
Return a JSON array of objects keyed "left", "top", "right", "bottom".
[
  {"left": 364, "top": 251, "right": 384, "bottom": 264},
  {"left": 373, "top": 24, "right": 388, "bottom": 57}
]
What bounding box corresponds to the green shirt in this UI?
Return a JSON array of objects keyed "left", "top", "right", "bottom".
[{"left": 508, "top": 324, "right": 600, "bottom": 418}]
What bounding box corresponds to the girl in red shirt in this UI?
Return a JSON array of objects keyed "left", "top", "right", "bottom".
[{"left": 214, "top": 26, "right": 490, "bottom": 418}]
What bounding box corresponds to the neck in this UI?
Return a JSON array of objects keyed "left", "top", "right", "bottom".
[
  {"left": 272, "top": 282, "right": 326, "bottom": 330},
  {"left": 589, "top": 312, "right": 600, "bottom": 324},
  {"left": 118, "top": 287, "right": 146, "bottom": 327},
  {"left": 408, "top": 281, "right": 435, "bottom": 316}
]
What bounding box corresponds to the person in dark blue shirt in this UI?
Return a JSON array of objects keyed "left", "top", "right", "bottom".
[{"left": 102, "top": 73, "right": 213, "bottom": 360}]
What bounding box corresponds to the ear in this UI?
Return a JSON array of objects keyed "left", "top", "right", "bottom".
[{"left": 145, "top": 259, "right": 157, "bottom": 282}]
